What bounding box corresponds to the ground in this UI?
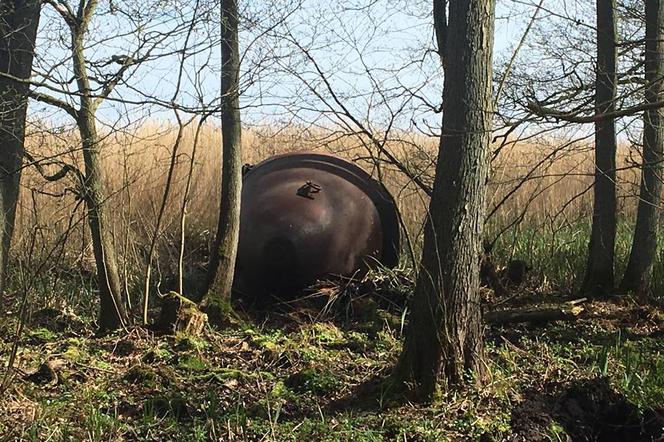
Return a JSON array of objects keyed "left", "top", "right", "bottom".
[{"left": 1, "top": 271, "right": 664, "bottom": 441}]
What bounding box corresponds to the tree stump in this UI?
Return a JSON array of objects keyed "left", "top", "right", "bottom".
[{"left": 157, "top": 291, "right": 207, "bottom": 335}]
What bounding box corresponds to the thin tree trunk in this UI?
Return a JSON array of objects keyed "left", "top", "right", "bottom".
[
  {"left": 77, "top": 112, "right": 127, "bottom": 330},
  {"left": 200, "top": 0, "right": 242, "bottom": 312},
  {"left": 392, "top": 0, "right": 495, "bottom": 400},
  {"left": 620, "top": 0, "right": 664, "bottom": 296},
  {"left": 142, "top": 114, "right": 188, "bottom": 324},
  {"left": 178, "top": 117, "right": 208, "bottom": 297},
  {"left": 0, "top": 0, "right": 41, "bottom": 297},
  {"left": 71, "top": 2, "right": 127, "bottom": 330},
  {"left": 581, "top": 0, "right": 617, "bottom": 297}
]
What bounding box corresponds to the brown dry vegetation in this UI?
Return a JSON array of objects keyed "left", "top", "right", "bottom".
[
  {"left": 16, "top": 122, "right": 644, "bottom": 267},
  {"left": 11, "top": 119, "right": 660, "bottom": 315}
]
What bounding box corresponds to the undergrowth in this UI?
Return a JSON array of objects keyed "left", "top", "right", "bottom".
[{"left": 2, "top": 221, "right": 664, "bottom": 440}]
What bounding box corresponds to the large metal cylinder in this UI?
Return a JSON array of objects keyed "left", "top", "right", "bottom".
[{"left": 235, "top": 152, "right": 400, "bottom": 300}]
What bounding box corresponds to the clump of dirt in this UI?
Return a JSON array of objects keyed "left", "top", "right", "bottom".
[
  {"left": 113, "top": 338, "right": 138, "bottom": 356},
  {"left": 511, "top": 378, "right": 664, "bottom": 441},
  {"left": 25, "top": 361, "right": 61, "bottom": 385},
  {"left": 123, "top": 365, "right": 159, "bottom": 387}
]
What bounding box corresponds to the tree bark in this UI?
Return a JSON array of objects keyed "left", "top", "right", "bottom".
[
  {"left": 0, "top": 0, "right": 41, "bottom": 297},
  {"left": 433, "top": 0, "right": 447, "bottom": 71},
  {"left": 77, "top": 112, "right": 128, "bottom": 330},
  {"left": 392, "top": 0, "right": 495, "bottom": 400},
  {"left": 581, "top": 0, "right": 617, "bottom": 297},
  {"left": 620, "top": 0, "right": 664, "bottom": 296},
  {"left": 201, "top": 0, "right": 242, "bottom": 312},
  {"left": 71, "top": 1, "right": 127, "bottom": 330}
]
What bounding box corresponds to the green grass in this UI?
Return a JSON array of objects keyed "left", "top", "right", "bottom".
[
  {"left": 3, "top": 301, "right": 663, "bottom": 441},
  {"left": 2, "top": 220, "right": 664, "bottom": 440},
  {"left": 488, "top": 217, "right": 664, "bottom": 297},
  {"left": 593, "top": 331, "right": 664, "bottom": 408}
]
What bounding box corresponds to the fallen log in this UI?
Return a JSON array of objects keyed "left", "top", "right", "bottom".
[{"left": 485, "top": 305, "right": 584, "bottom": 325}]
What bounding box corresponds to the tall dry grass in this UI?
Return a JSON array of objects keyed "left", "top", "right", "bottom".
[
  {"left": 489, "top": 136, "right": 642, "bottom": 225},
  {"left": 13, "top": 120, "right": 646, "bottom": 292}
]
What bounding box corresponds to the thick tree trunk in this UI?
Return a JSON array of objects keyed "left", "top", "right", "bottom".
[
  {"left": 392, "top": 0, "right": 495, "bottom": 400},
  {"left": 201, "top": 0, "right": 242, "bottom": 311},
  {"left": 581, "top": 0, "right": 617, "bottom": 297},
  {"left": 620, "top": 0, "right": 664, "bottom": 295},
  {"left": 0, "top": 0, "right": 41, "bottom": 296}
]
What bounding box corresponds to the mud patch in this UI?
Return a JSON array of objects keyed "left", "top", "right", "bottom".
[{"left": 511, "top": 378, "right": 664, "bottom": 441}]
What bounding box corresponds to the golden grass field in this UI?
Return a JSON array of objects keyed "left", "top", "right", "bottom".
[{"left": 15, "top": 121, "right": 645, "bottom": 277}]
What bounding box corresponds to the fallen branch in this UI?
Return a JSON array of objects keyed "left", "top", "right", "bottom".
[{"left": 485, "top": 305, "right": 584, "bottom": 325}]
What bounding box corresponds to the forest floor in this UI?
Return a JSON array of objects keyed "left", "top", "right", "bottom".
[{"left": 1, "top": 271, "right": 664, "bottom": 441}]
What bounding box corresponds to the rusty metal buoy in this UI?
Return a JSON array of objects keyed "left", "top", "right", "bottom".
[{"left": 234, "top": 152, "right": 400, "bottom": 301}]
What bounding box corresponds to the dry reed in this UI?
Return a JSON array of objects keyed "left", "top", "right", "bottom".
[{"left": 14, "top": 121, "right": 645, "bottom": 281}]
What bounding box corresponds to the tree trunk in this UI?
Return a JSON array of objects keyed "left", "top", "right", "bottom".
[
  {"left": 581, "top": 0, "right": 617, "bottom": 297},
  {"left": 0, "top": 0, "right": 41, "bottom": 297},
  {"left": 201, "top": 0, "right": 242, "bottom": 312},
  {"left": 78, "top": 112, "right": 128, "bottom": 330},
  {"left": 620, "top": 0, "right": 664, "bottom": 296},
  {"left": 392, "top": 0, "right": 495, "bottom": 401},
  {"left": 70, "top": 5, "right": 127, "bottom": 330},
  {"left": 433, "top": 0, "right": 447, "bottom": 70}
]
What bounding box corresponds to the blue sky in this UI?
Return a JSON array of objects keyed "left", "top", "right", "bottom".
[{"left": 27, "top": 0, "right": 561, "bottom": 131}]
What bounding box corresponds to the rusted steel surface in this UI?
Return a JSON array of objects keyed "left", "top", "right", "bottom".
[{"left": 235, "top": 151, "right": 400, "bottom": 300}]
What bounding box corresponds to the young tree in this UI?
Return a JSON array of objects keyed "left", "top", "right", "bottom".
[
  {"left": 67, "top": 0, "right": 128, "bottom": 330},
  {"left": 0, "top": 0, "right": 41, "bottom": 298},
  {"left": 20, "top": 0, "right": 218, "bottom": 329},
  {"left": 620, "top": 0, "right": 664, "bottom": 295},
  {"left": 3, "top": 0, "right": 220, "bottom": 329},
  {"left": 200, "top": 0, "right": 242, "bottom": 313},
  {"left": 581, "top": 0, "right": 618, "bottom": 297},
  {"left": 392, "top": 0, "right": 495, "bottom": 400}
]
